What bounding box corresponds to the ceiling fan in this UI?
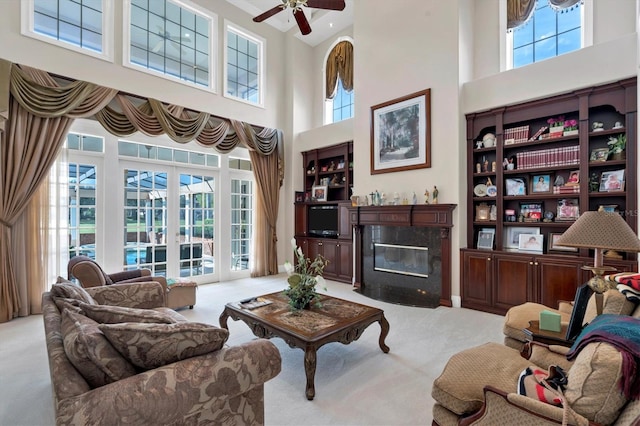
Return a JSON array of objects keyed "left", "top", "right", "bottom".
[
  {"left": 152, "top": 26, "right": 192, "bottom": 54},
  {"left": 253, "top": 0, "right": 346, "bottom": 35}
]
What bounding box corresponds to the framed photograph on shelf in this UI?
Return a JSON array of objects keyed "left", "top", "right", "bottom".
[
  {"left": 548, "top": 232, "right": 579, "bottom": 253},
  {"left": 311, "top": 185, "right": 328, "bottom": 202},
  {"left": 477, "top": 231, "right": 494, "bottom": 250},
  {"left": 505, "top": 178, "right": 526, "bottom": 196},
  {"left": 295, "top": 191, "right": 304, "bottom": 203},
  {"left": 520, "top": 202, "right": 543, "bottom": 222},
  {"left": 599, "top": 169, "right": 625, "bottom": 192},
  {"left": 557, "top": 198, "right": 580, "bottom": 221},
  {"left": 505, "top": 226, "right": 540, "bottom": 250},
  {"left": 566, "top": 170, "right": 580, "bottom": 185},
  {"left": 531, "top": 174, "right": 552, "bottom": 194},
  {"left": 518, "top": 234, "right": 544, "bottom": 253},
  {"left": 590, "top": 147, "right": 609, "bottom": 162},
  {"left": 370, "top": 89, "right": 431, "bottom": 174}
]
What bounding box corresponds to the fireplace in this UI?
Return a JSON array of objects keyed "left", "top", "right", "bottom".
[{"left": 349, "top": 204, "right": 456, "bottom": 308}]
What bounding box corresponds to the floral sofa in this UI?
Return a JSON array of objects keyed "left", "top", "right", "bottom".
[{"left": 42, "top": 280, "right": 281, "bottom": 425}]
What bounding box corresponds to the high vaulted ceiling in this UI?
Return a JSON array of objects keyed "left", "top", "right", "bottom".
[{"left": 225, "top": 0, "right": 354, "bottom": 46}]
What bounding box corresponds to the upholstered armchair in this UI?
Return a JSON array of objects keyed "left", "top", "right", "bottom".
[
  {"left": 67, "top": 256, "right": 168, "bottom": 289},
  {"left": 432, "top": 339, "right": 640, "bottom": 425}
]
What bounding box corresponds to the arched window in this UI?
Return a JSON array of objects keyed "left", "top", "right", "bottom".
[{"left": 324, "top": 39, "right": 353, "bottom": 124}]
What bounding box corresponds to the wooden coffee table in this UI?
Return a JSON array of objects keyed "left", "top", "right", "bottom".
[{"left": 219, "top": 291, "right": 390, "bottom": 400}]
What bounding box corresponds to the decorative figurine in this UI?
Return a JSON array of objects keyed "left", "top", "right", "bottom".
[
  {"left": 380, "top": 192, "right": 387, "bottom": 205},
  {"left": 424, "top": 189, "right": 430, "bottom": 204},
  {"left": 330, "top": 174, "right": 339, "bottom": 185},
  {"left": 589, "top": 172, "right": 600, "bottom": 192},
  {"left": 476, "top": 141, "right": 484, "bottom": 149},
  {"left": 432, "top": 186, "right": 439, "bottom": 204},
  {"left": 412, "top": 192, "right": 417, "bottom": 205},
  {"left": 476, "top": 163, "right": 481, "bottom": 173},
  {"left": 393, "top": 192, "right": 400, "bottom": 205}
]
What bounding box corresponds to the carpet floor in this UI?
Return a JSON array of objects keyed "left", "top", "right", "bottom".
[{"left": 0, "top": 274, "right": 506, "bottom": 425}]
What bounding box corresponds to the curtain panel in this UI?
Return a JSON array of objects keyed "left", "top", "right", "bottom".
[
  {"left": 507, "top": 0, "right": 582, "bottom": 29},
  {"left": 0, "top": 59, "right": 284, "bottom": 323},
  {"left": 325, "top": 40, "right": 354, "bottom": 99}
]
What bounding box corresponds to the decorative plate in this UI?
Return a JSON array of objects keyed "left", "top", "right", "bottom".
[
  {"left": 474, "top": 184, "right": 487, "bottom": 197},
  {"left": 486, "top": 185, "right": 497, "bottom": 197}
]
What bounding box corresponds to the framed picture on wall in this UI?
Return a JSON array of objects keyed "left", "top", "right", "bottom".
[{"left": 370, "top": 89, "right": 432, "bottom": 174}]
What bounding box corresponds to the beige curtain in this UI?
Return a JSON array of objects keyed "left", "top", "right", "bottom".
[
  {"left": 325, "top": 40, "right": 353, "bottom": 99},
  {"left": 0, "top": 60, "right": 284, "bottom": 322},
  {"left": 507, "top": 0, "right": 536, "bottom": 29}
]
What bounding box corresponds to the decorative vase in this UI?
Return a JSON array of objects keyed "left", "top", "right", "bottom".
[{"left": 563, "top": 129, "right": 579, "bottom": 137}]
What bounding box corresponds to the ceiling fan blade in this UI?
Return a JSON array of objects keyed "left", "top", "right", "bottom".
[
  {"left": 152, "top": 40, "right": 163, "bottom": 53},
  {"left": 253, "top": 5, "right": 285, "bottom": 22},
  {"left": 306, "top": 0, "right": 345, "bottom": 11},
  {"left": 294, "top": 9, "right": 311, "bottom": 35}
]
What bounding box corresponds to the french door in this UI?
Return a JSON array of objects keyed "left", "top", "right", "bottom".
[{"left": 122, "top": 162, "right": 217, "bottom": 282}]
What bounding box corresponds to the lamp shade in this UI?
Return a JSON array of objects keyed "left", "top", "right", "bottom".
[{"left": 555, "top": 210, "right": 640, "bottom": 252}]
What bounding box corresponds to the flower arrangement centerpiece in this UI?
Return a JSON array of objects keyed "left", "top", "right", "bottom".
[
  {"left": 563, "top": 119, "right": 579, "bottom": 136},
  {"left": 547, "top": 115, "right": 565, "bottom": 134},
  {"left": 283, "top": 238, "right": 328, "bottom": 310},
  {"left": 607, "top": 134, "right": 626, "bottom": 160}
]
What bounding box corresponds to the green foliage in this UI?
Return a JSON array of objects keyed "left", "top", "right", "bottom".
[{"left": 283, "top": 239, "right": 328, "bottom": 310}]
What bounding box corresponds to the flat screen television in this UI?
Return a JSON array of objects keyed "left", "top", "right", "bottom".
[{"left": 308, "top": 204, "right": 339, "bottom": 238}]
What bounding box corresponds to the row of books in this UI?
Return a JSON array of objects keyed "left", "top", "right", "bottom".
[
  {"left": 552, "top": 185, "right": 581, "bottom": 194},
  {"left": 504, "top": 125, "right": 530, "bottom": 144},
  {"left": 515, "top": 146, "right": 580, "bottom": 170}
]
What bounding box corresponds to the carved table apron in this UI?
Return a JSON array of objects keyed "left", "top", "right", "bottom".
[{"left": 219, "top": 291, "right": 390, "bottom": 400}]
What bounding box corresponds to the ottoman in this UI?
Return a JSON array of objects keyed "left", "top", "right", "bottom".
[{"left": 166, "top": 279, "right": 197, "bottom": 309}]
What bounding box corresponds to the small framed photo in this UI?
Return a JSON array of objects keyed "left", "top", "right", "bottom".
[
  {"left": 477, "top": 231, "right": 494, "bottom": 250},
  {"left": 312, "top": 185, "right": 328, "bottom": 202},
  {"left": 566, "top": 170, "right": 580, "bottom": 185},
  {"left": 505, "top": 226, "right": 540, "bottom": 250},
  {"left": 531, "top": 174, "right": 551, "bottom": 193},
  {"left": 505, "top": 178, "right": 526, "bottom": 196},
  {"left": 518, "top": 234, "right": 544, "bottom": 253},
  {"left": 548, "top": 232, "right": 579, "bottom": 253},
  {"left": 295, "top": 191, "right": 304, "bottom": 203},
  {"left": 519, "top": 202, "right": 543, "bottom": 222},
  {"left": 557, "top": 198, "right": 580, "bottom": 221},
  {"left": 590, "top": 147, "right": 609, "bottom": 162},
  {"left": 599, "top": 169, "right": 625, "bottom": 192},
  {"left": 599, "top": 204, "right": 619, "bottom": 213}
]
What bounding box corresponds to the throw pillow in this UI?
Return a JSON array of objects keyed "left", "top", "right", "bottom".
[
  {"left": 61, "top": 309, "right": 137, "bottom": 388},
  {"left": 52, "top": 297, "right": 84, "bottom": 315},
  {"left": 99, "top": 322, "right": 229, "bottom": 370},
  {"left": 78, "top": 302, "right": 179, "bottom": 324},
  {"left": 565, "top": 342, "right": 627, "bottom": 425},
  {"left": 51, "top": 279, "right": 96, "bottom": 305}
]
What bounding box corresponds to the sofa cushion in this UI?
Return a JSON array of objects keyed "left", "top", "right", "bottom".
[
  {"left": 431, "top": 342, "right": 532, "bottom": 415},
  {"left": 78, "top": 302, "right": 185, "bottom": 324},
  {"left": 565, "top": 342, "right": 627, "bottom": 425},
  {"left": 51, "top": 279, "right": 96, "bottom": 305},
  {"left": 583, "top": 289, "right": 635, "bottom": 324},
  {"left": 99, "top": 322, "right": 229, "bottom": 370},
  {"left": 61, "top": 310, "right": 137, "bottom": 388}
]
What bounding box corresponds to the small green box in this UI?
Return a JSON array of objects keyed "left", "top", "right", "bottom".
[{"left": 539, "top": 310, "right": 561, "bottom": 332}]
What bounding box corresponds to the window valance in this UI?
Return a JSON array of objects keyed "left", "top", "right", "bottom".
[{"left": 325, "top": 40, "right": 353, "bottom": 99}]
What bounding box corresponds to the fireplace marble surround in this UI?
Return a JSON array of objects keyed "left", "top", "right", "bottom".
[{"left": 348, "top": 204, "right": 456, "bottom": 308}]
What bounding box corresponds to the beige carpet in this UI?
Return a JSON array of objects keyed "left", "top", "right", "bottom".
[{"left": 0, "top": 274, "right": 505, "bottom": 425}]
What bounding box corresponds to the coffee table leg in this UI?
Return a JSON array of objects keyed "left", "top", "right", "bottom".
[
  {"left": 378, "top": 314, "right": 390, "bottom": 353},
  {"left": 304, "top": 347, "right": 317, "bottom": 400},
  {"left": 219, "top": 309, "right": 230, "bottom": 330}
]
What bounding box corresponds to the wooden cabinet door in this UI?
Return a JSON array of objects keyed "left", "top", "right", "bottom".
[
  {"left": 336, "top": 240, "right": 353, "bottom": 283},
  {"left": 320, "top": 239, "right": 338, "bottom": 278},
  {"left": 493, "top": 253, "right": 534, "bottom": 314},
  {"left": 537, "top": 256, "right": 585, "bottom": 308},
  {"left": 337, "top": 201, "right": 351, "bottom": 239},
  {"left": 461, "top": 250, "right": 493, "bottom": 310}
]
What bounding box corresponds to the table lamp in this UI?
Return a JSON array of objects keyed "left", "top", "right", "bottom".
[{"left": 555, "top": 207, "right": 640, "bottom": 315}]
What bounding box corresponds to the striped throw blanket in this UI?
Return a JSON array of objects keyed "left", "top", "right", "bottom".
[{"left": 605, "top": 272, "right": 640, "bottom": 303}]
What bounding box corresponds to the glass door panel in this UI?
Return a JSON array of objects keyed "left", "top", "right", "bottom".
[{"left": 179, "top": 173, "right": 215, "bottom": 277}]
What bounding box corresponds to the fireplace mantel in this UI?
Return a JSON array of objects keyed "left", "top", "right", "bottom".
[{"left": 348, "top": 204, "right": 456, "bottom": 307}]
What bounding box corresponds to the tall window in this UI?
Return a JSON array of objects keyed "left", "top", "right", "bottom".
[
  {"left": 324, "top": 39, "right": 354, "bottom": 124},
  {"left": 22, "top": 0, "right": 112, "bottom": 60},
  {"left": 331, "top": 79, "right": 354, "bottom": 123},
  {"left": 127, "top": 0, "right": 214, "bottom": 89},
  {"left": 510, "top": 0, "right": 581, "bottom": 68},
  {"left": 230, "top": 179, "right": 252, "bottom": 271},
  {"left": 225, "top": 23, "right": 264, "bottom": 106},
  {"left": 68, "top": 162, "right": 98, "bottom": 260}
]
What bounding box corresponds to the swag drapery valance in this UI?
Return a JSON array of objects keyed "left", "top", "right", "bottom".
[
  {"left": 507, "top": 0, "right": 581, "bottom": 29},
  {"left": 0, "top": 59, "right": 283, "bottom": 323}
]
